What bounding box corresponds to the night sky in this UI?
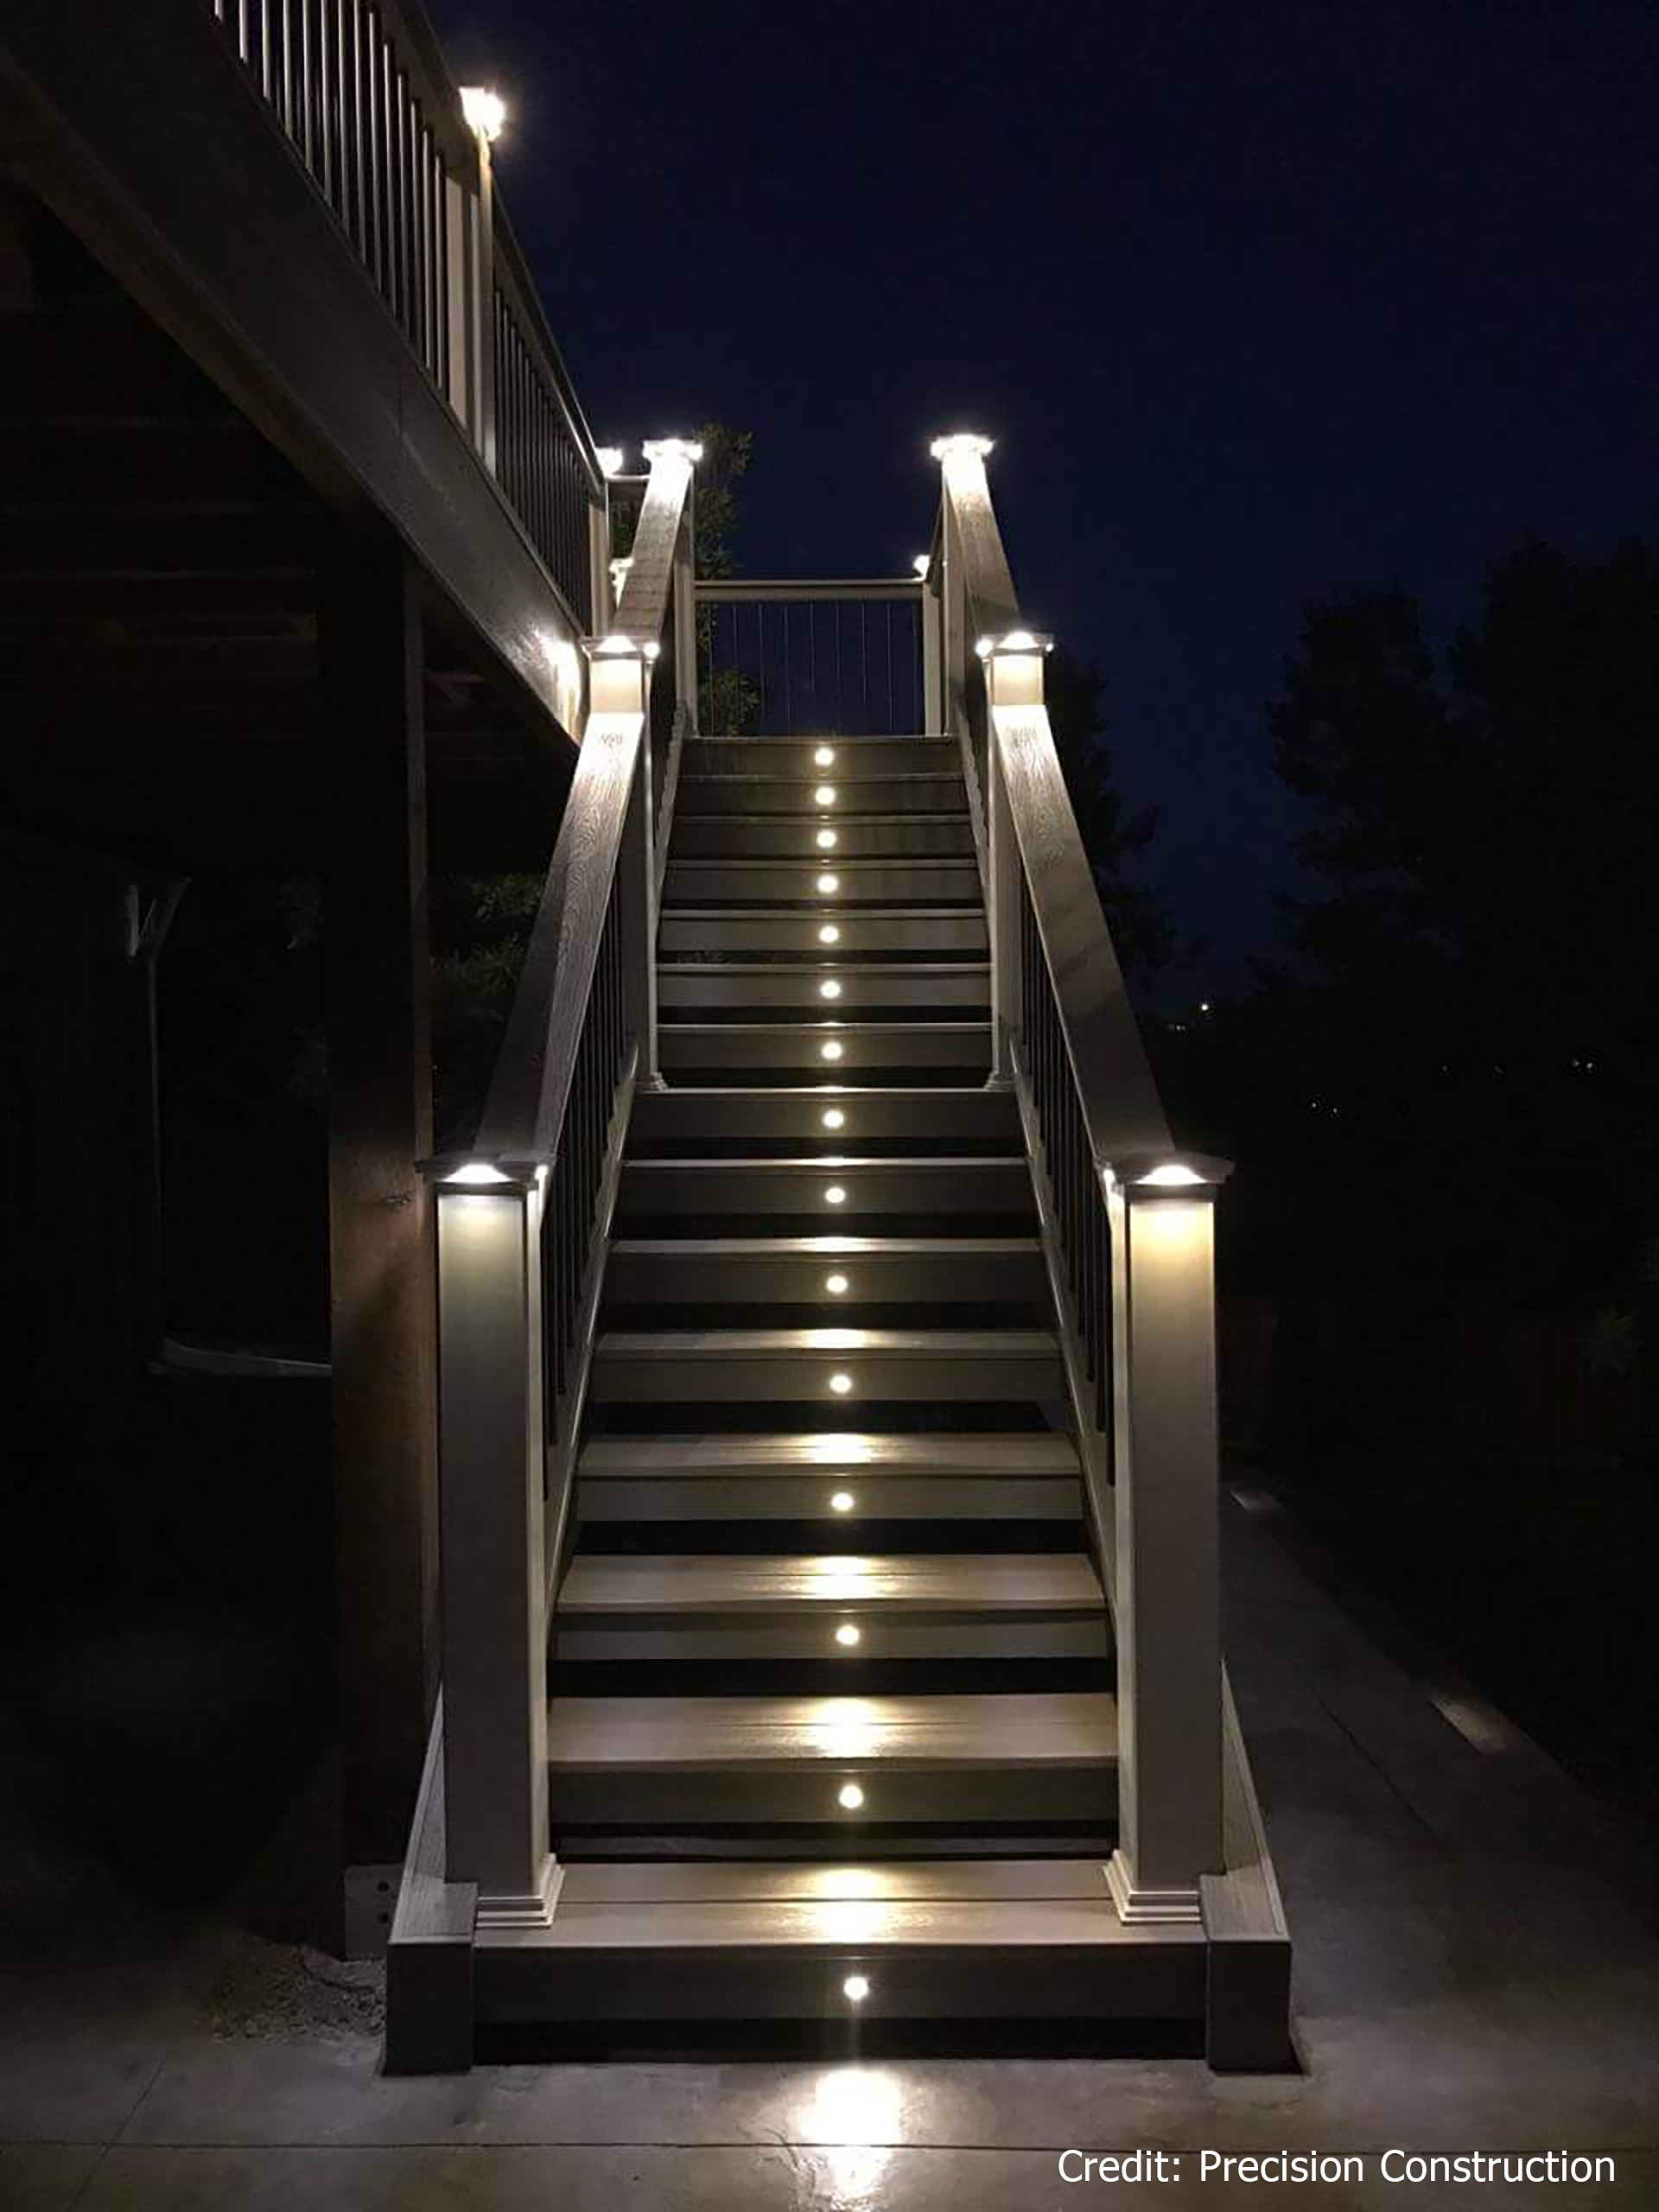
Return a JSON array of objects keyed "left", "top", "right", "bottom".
[{"left": 429, "top": 0, "right": 1657, "bottom": 992}]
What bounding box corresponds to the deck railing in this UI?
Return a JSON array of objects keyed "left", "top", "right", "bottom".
[
  {"left": 205, "top": 0, "right": 602, "bottom": 629},
  {"left": 421, "top": 440, "right": 697, "bottom": 1932},
  {"left": 931, "top": 433, "right": 1226, "bottom": 1924},
  {"left": 695, "top": 578, "right": 933, "bottom": 736}
]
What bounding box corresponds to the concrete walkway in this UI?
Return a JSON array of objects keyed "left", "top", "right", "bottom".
[{"left": 3, "top": 1498, "right": 1656, "bottom": 2210}]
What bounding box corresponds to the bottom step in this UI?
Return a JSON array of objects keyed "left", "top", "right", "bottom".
[{"left": 475, "top": 1859, "right": 1204, "bottom": 2022}]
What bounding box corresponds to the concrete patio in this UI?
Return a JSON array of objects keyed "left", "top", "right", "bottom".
[{"left": 3, "top": 1497, "right": 1655, "bottom": 2212}]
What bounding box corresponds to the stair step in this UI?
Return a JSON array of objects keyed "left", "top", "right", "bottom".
[
  {"left": 615, "top": 1158, "right": 1033, "bottom": 1220},
  {"left": 658, "top": 908, "right": 988, "bottom": 956},
  {"left": 672, "top": 815, "right": 975, "bottom": 860},
  {"left": 676, "top": 772, "right": 965, "bottom": 815},
  {"left": 545, "top": 1690, "right": 1117, "bottom": 1827},
  {"left": 604, "top": 1235, "right": 1046, "bottom": 1306},
  {"left": 683, "top": 736, "right": 950, "bottom": 777},
  {"left": 626, "top": 1084, "right": 1019, "bottom": 1149},
  {"left": 554, "top": 1553, "right": 1107, "bottom": 1661},
  {"left": 588, "top": 1326, "right": 1063, "bottom": 1402},
  {"left": 474, "top": 1859, "right": 1201, "bottom": 2023},
  {"left": 663, "top": 857, "right": 982, "bottom": 906},
  {"left": 659, "top": 1021, "right": 991, "bottom": 1077},
  {"left": 576, "top": 1429, "right": 1084, "bottom": 1517},
  {"left": 656, "top": 963, "right": 990, "bottom": 1013}
]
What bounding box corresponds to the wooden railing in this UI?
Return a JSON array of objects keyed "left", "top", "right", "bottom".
[
  {"left": 695, "top": 577, "right": 934, "bottom": 736},
  {"left": 204, "top": 0, "right": 602, "bottom": 627},
  {"left": 932, "top": 433, "right": 1225, "bottom": 1923},
  {"left": 423, "top": 440, "right": 697, "bottom": 1930}
]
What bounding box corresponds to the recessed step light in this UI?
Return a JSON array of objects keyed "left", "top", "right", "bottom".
[
  {"left": 821, "top": 1040, "right": 844, "bottom": 1062},
  {"left": 830, "top": 1489, "right": 855, "bottom": 1510},
  {"left": 818, "top": 925, "right": 841, "bottom": 944},
  {"left": 842, "top": 1973, "right": 871, "bottom": 2002},
  {"left": 823, "top": 1185, "right": 847, "bottom": 1206},
  {"left": 817, "top": 829, "right": 838, "bottom": 849},
  {"left": 837, "top": 1783, "right": 865, "bottom": 1811},
  {"left": 825, "top": 1273, "right": 850, "bottom": 1296},
  {"left": 835, "top": 1622, "right": 861, "bottom": 1648},
  {"left": 814, "top": 746, "right": 836, "bottom": 767},
  {"left": 819, "top": 979, "right": 842, "bottom": 1000},
  {"left": 814, "top": 785, "right": 837, "bottom": 806},
  {"left": 829, "top": 1374, "right": 854, "bottom": 1397},
  {"left": 821, "top": 1108, "right": 846, "bottom": 1130}
]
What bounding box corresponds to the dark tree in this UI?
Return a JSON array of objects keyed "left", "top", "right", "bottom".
[{"left": 1043, "top": 644, "right": 1179, "bottom": 991}]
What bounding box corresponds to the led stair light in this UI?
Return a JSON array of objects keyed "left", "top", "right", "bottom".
[
  {"left": 819, "top": 979, "right": 842, "bottom": 1000},
  {"left": 837, "top": 1783, "right": 866, "bottom": 1811},
  {"left": 842, "top": 1973, "right": 872, "bottom": 2002},
  {"left": 824, "top": 1274, "right": 850, "bottom": 1296},
  {"left": 817, "top": 872, "right": 840, "bottom": 893},
  {"left": 815, "top": 785, "right": 837, "bottom": 806},
  {"left": 817, "top": 829, "right": 838, "bottom": 849},
  {"left": 818, "top": 925, "right": 841, "bottom": 944},
  {"left": 821, "top": 1108, "right": 845, "bottom": 1129},
  {"left": 815, "top": 746, "right": 836, "bottom": 766},
  {"left": 830, "top": 1490, "right": 856, "bottom": 1510},
  {"left": 824, "top": 1185, "right": 847, "bottom": 1206},
  {"left": 829, "top": 1373, "right": 854, "bottom": 1396},
  {"left": 821, "top": 1040, "right": 844, "bottom": 1062},
  {"left": 835, "top": 1622, "right": 861, "bottom": 1647}
]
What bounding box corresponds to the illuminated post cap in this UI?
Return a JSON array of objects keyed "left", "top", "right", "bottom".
[
  {"left": 641, "top": 436, "right": 705, "bottom": 467},
  {"left": 1112, "top": 1151, "right": 1234, "bottom": 1198},
  {"left": 929, "top": 431, "right": 995, "bottom": 462},
  {"left": 460, "top": 86, "right": 506, "bottom": 142}
]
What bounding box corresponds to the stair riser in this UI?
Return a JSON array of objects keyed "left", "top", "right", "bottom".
[
  {"left": 664, "top": 860, "right": 981, "bottom": 904},
  {"left": 657, "top": 969, "right": 990, "bottom": 1013},
  {"left": 683, "top": 738, "right": 948, "bottom": 778},
  {"left": 476, "top": 1939, "right": 1197, "bottom": 2024},
  {"left": 554, "top": 1619, "right": 1109, "bottom": 1662},
  {"left": 603, "top": 1252, "right": 1046, "bottom": 1303},
  {"left": 588, "top": 1351, "right": 1064, "bottom": 1402},
  {"left": 575, "top": 1475, "right": 1083, "bottom": 1520},
  {"left": 673, "top": 817, "right": 975, "bottom": 860},
  {"left": 658, "top": 912, "right": 988, "bottom": 956},
  {"left": 617, "top": 1164, "right": 1033, "bottom": 1217},
  {"left": 549, "top": 1769, "right": 1113, "bottom": 1827},
  {"left": 628, "top": 1089, "right": 1020, "bottom": 1147},
  {"left": 659, "top": 1027, "right": 991, "bottom": 1075},
  {"left": 677, "top": 775, "right": 965, "bottom": 815}
]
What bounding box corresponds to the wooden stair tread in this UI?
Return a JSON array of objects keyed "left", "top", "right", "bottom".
[
  {"left": 545, "top": 1691, "right": 1118, "bottom": 1769},
  {"left": 502, "top": 1894, "right": 1188, "bottom": 1954},
  {"left": 558, "top": 1553, "right": 1103, "bottom": 1614},
  {"left": 594, "top": 1326, "right": 1057, "bottom": 1357},
  {"left": 557, "top": 1858, "right": 1110, "bottom": 1904},
  {"left": 607, "top": 1235, "right": 1041, "bottom": 1257},
  {"left": 577, "top": 1432, "right": 1080, "bottom": 1477}
]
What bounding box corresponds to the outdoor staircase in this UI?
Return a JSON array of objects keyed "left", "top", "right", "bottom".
[{"left": 466, "top": 730, "right": 1205, "bottom": 2027}]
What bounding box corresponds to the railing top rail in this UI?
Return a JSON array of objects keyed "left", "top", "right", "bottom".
[
  {"left": 490, "top": 203, "right": 606, "bottom": 500},
  {"left": 474, "top": 453, "right": 693, "bottom": 1162},
  {"left": 696, "top": 577, "right": 924, "bottom": 603},
  {"left": 938, "top": 448, "right": 1171, "bottom": 1163}
]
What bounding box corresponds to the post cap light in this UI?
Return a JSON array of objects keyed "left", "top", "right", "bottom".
[
  {"left": 441, "top": 1160, "right": 512, "bottom": 1185},
  {"left": 594, "top": 445, "right": 626, "bottom": 478},
  {"left": 912, "top": 554, "right": 931, "bottom": 577},
  {"left": 641, "top": 436, "right": 704, "bottom": 467},
  {"left": 1113, "top": 1150, "right": 1235, "bottom": 1195},
  {"left": 930, "top": 432, "right": 995, "bottom": 461},
  {"left": 460, "top": 86, "right": 506, "bottom": 142},
  {"left": 976, "top": 628, "right": 1054, "bottom": 658}
]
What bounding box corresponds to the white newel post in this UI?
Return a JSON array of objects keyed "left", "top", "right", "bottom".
[
  {"left": 433, "top": 1166, "right": 558, "bottom": 1927},
  {"left": 1106, "top": 1153, "right": 1230, "bottom": 1923},
  {"left": 979, "top": 635, "right": 1050, "bottom": 1084},
  {"left": 920, "top": 566, "right": 944, "bottom": 736},
  {"left": 450, "top": 107, "right": 497, "bottom": 469},
  {"left": 588, "top": 639, "right": 657, "bottom": 1085}
]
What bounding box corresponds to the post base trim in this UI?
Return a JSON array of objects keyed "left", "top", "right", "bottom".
[
  {"left": 1106, "top": 1850, "right": 1203, "bottom": 1926},
  {"left": 477, "top": 1857, "right": 564, "bottom": 1930}
]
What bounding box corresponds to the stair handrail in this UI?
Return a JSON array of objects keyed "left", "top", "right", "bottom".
[
  {"left": 931, "top": 434, "right": 1227, "bottom": 1926},
  {"left": 423, "top": 437, "right": 698, "bottom": 1933}
]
